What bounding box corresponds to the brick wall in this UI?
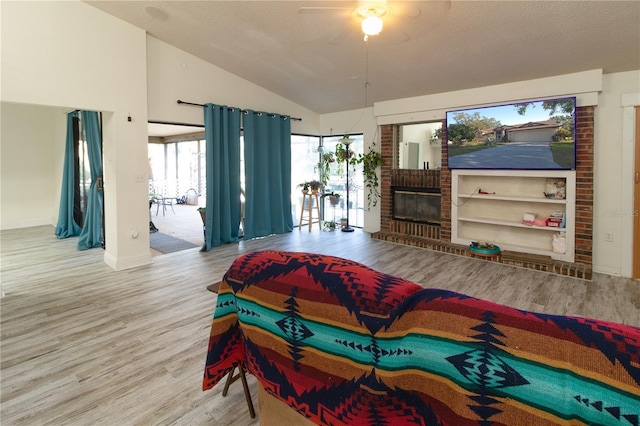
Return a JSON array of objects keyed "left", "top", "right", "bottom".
[
  {"left": 574, "top": 106, "right": 594, "bottom": 266},
  {"left": 376, "top": 106, "right": 594, "bottom": 271}
]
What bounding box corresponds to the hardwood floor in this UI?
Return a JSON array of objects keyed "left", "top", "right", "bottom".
[{"left": 1, "top": 225, "right": 639, "bottom": 425}]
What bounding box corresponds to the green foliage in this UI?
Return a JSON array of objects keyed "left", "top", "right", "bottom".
[
  {"left": 298, "top": 180, "right": 322, "bottom": 191},
  {"left": 318, "top": 150, "right": 335, "bottom": 187},
  {"left": 447, "top": 123, "right": 476, "bottom": 145},
  {"left": 446, "top": 112, "right": 500, "bottom": 145},
  {"left": 516, "top": 100, "right": 575, "bottom": 116},
  {"left": 353, "top": 147, "right": 382, "bottom": 209},
  {"left": 323, "top": 220, "right": 337, "bottom": 231},
  {"left": 334, "top": 137, "right": 383, "bottom": 209},
  {"left": 549, "top": 142, "right": 575, "bottom": 168}
]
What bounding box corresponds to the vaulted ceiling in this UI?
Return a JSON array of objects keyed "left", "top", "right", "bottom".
[{"left": 86, "top": 1, "right": 640, "bottom": 115}]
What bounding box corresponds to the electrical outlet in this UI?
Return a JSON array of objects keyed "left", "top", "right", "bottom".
[
  {"left": 605, "top": 232, "right": 613, "bottom": 242},
  {"left": 135, "top": 174, "right": 146, "bottom": 183}
]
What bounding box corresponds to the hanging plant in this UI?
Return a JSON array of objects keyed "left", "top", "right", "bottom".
[
  {"left": 318, "top": 149, "right": 335, "bottom": 187},
  {"left": 353, "top": 146, "right": 382, "bottom": 208},
  {"left": 334, "top": 142, "right": 355, "bottom": 164}
]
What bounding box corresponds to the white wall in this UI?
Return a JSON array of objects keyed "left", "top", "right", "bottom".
[
  {"left": 0, "top": 103, "right": 66, "bottom": 229},
  {"left": 593, "top": 71, "right": 640, "bottom": 276},
  {"left": 146, "top": 36, "right": 321, "bottom": 135},
  {"left": 1, "top": 0, "right": 151, "bottom": 270}
]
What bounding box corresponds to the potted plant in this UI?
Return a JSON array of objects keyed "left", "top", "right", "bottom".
[
  {"left": 298, "top": 181, "right": 310, "bottom": 193},
  {"left": 197, "top": 206, "right": 206, "bottom": 221},
  {"left": 307, "top": 180, "right": 322, "bottom": 194},
  {"left": 340, "top": 217, "right": 348, "bottom": 228},
  {"left": 321, "top": 191, "right": 341, "bottom": 206},
  {"left": 323, "top": 220, "right": 337, "bottom": 231}
]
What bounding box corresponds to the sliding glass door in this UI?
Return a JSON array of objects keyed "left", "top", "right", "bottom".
[
  {"left": 290, "top": 134, "right": 364, "bottom": 229},
  {"left": 291, "top": 135, "right": 321, "bottom": 227}
]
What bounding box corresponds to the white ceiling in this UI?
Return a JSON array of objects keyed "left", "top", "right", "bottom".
[{"left": 86, "top": 0, "right": 640, "bottom": 117}]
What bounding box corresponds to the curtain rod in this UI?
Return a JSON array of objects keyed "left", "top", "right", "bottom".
[
  {"left": 148, "top": 119, "right": 205, "bottom": 128},
  {"left": 177, "top": 100, "right": 302, "bottom": 121}
]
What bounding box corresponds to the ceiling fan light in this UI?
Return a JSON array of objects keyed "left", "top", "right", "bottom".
[{"left": 361, "top": 15, "right": 383, "bottom": 36}]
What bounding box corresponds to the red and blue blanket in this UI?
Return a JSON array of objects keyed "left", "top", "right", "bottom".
[{"left": 203, "top": 250, "right": 640, "bottom": 425}]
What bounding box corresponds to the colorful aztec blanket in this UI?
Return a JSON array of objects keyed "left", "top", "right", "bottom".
[{"left": 203, "top": 250, "right": 640, "bottom": 425}]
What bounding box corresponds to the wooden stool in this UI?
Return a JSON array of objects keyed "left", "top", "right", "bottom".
[
  {"left": 299, "top": 191, "right": 321, "bottom": 232},
  {"left": 222, "top": 364, "right": 255, "bottom": 418}
]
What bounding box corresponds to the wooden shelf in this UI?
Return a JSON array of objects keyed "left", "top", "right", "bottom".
[
  {"left": 458, "top": 193, "right": 567, "bottom": 204},
  {"left": 451, "top": 170, "right": 575, "bottom": 263},
  {"left": 458, "top": 216, "right": 566, "bottom": 231}
]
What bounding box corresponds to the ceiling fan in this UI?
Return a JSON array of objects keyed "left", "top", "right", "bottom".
[{"left": 298, "top": 1, "right": 438, "bottom": 45}]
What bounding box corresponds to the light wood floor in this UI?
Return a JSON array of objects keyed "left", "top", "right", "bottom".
[{"left": 1, "top": 225, "right": 639, "bottom": 425}]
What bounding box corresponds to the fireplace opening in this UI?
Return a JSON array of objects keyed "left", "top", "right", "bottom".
[{"left": 393, "top": 188, "right": 441, "bottom": 224}]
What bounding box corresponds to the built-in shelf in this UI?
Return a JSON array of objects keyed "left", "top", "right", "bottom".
[
  {"left": 458, "top": 194, "right": 567, "bottom": 204},
  {"left": 452, "top": 170, "right": 575, "bottom": 262},
  {"left": 458, "top": 216, "right": 566, "bottom": 231}
]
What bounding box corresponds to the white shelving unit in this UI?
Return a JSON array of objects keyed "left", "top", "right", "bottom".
[{"left": 451, "top": 170, "right": 575, "bottom": 262}]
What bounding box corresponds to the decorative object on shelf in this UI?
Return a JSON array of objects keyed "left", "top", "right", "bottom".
[
  {"left": 546, "top": 211, "right": 565, "bottom": 228},
  {"left": 478, "top": 188, "right": 495, "bottom": 195},
  {"left": 544, "top": 178, "right": 566, "bottom": 199},
  {"left": 534, "top": 217, "right": 547, "bottom": 227},
  {"left": 552, "top": 232, "right": 567, "bottom": 254},
  {"left": 522, "top": 212, "right": 537, "bottom": 226},
  {"left": 469, "top": 241, "right": 501, "bottom": 255}
]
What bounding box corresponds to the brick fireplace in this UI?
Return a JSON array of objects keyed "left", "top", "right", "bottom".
[{"left": 372, "top": 107, "right": 594, "bottom": 279}]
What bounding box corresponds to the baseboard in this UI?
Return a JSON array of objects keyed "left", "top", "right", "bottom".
[
  {"left": 0, "top": 218, "right": 53, "bottom": 230},
  {"left": 591, "top": 265, "right": 622, "bottom": 277},
  {"left": 104, "top": 251, "right": 152, "bottom": 271}
]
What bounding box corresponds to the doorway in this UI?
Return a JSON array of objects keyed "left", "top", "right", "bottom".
[
  {"left": 147, "top": 122, "right": 207, "bottom": 254},
  {"left": 290, "top": 134, "right": 365, "bottom": 230}
]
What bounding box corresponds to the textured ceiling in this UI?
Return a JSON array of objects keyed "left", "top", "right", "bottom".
[{"left": 86, "top": 1, "right": 640, "bottom": 115}]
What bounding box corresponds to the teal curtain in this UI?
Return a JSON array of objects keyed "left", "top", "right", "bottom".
[
  {"left": 55, "top": 111, "right": 82, "bottom": 238},
  {"left": 202, "top": 104, "right": 242, "bottom": 250},
  {"left": 243, "top": 110, "right": 292, "bottom": 240},
  {"left": 77, "top": 111, "right": 103, "bottom": 250}
]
